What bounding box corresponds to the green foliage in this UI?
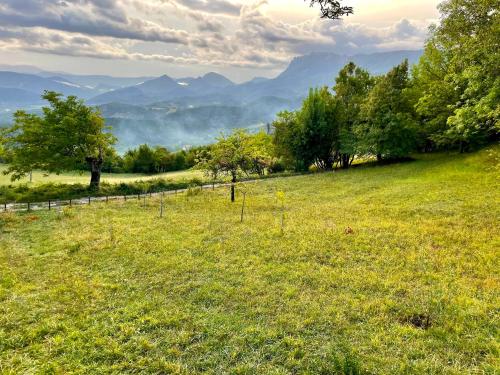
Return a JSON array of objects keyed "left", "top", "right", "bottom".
[
  {"left": 357, "top": 60, "right": 418, "bottom": 160},
  {"left": 334, "top": 62, "right": 375, "bottom": 167},
  {"left": 245, "top": 131, "right": 275, "bottom": 176},
  {"left": 273, "top": 62, "right": 416, "bottom": 169},
  {"left": 197, "top": 129, "right": 275, "bottom": 201},
  {"left": 120, "top": 145, "right": 195, "bottom": 174},
  {"left": 273, "top": 88, "right": 338, "bottom": 171},
  {"left": 299, "top": 88, "right": 337, "bottom": 169},
  {"left": 413, "top": 0, "right": 499, "bottom": 150},
  {"left": 1, "top": 91, "right": 116, "bottom": 187},
  {"left": 272, "top": 111, "right": 304, "bottom": 170}
]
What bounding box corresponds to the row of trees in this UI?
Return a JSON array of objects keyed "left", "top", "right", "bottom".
[
  {"left": 273, "top": 60, "right": 418, "bottom": 170},
  {"left": 96, "top": 145, "right": 202, "bottom": 174},
  {"left": 273, "top": 0, "right": 498, "bottom": 171}
]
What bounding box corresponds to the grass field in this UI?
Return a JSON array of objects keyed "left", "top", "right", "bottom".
[
  {"left": 0, "top": 147, "right": 499, "bottom": 374},
  {"left": 0, "top": 164, "right": 202, "bottom": 186}
]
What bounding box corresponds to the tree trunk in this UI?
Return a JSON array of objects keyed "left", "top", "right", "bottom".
[
  {"left": 87, "top": 155, "right": 103, "bottom": 190},
  {"left": 340, "top": 154, "right": 350, "bottom": 169},
  {"left": 231, "top": 172, "right": 236, "bottom": 202},
  {"left": 377, "top": 153, "right": 382, "bottom": 162}
]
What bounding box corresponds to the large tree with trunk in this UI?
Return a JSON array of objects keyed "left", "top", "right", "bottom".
[
  {"left": 306, "top": 0, "right": 353, "bottom": 19},
  {"left": 1, "top": 91, "right": 115, "bottom": 189}
]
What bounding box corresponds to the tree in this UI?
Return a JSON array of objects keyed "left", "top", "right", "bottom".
[
  {"left": 1, "top": 91, "right": 115, "bottom": 189},
  {"left": 102, "top": 148, "right": 124, "bottom": 173},
  {"left": 153, "top": 146, "right": 172, "bottom": 173},
  {"left": 133, "top": 144, "right": 156, "bottom": 174},
  {"left": 272, "top": 111, "right": 304, "bottom": 170},
  {"left": 197, "top": 130, "right": 253, "bottom": 202},
  {"left": 333, "top": 62, "right": 374, "bottom": 168},
  {"left": 412, "top": 0, "right": 499, "bottom": 151},
  {"left": 299, "top": 88, "right": 338, "bottom": 170},
  {"left": 273, "top": 88, "right": 337, "bottom": 171},
  {"left": 245, "top": 131, "right": 275, "bottom": 176},
  {"left": 307, "top": 0, "right": 353, "bottom": 19},
  {"left": 357, "top": 60, "right": 418, "bottom": 160}
]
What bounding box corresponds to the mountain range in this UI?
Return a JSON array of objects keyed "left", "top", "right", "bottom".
[{"left": 0, "top": 50, "right": 422, "bottom": 151}]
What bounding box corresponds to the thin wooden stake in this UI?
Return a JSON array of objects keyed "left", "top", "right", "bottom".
[
  {"left": 281, "top": 202, "right": 285, "bottom": 236},
  {"left": 240, "top": 192, "right": 247, "bottom": 223},
  {"left": 160, "top": 193, "right": 164, "bottom": 218}
]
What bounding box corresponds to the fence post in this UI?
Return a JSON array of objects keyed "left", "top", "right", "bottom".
[
  {"left": 106, "top": 196, "right": 108, "bottom": 203},
  {"left": 48, "top": 200, "right": 51, "bottom": 211},
  {"left": 138, "top": 194, "right": 140, "bottom": 200},
  {"left": 88, "top": 196, "right": 91, "bottom": 205},
  {"left": 124, "top": 195, "right": 127, "bottom": 202},
  {"left": 4, "top": 202, "right": 7, "bottom": 212},
  {"left": 160, "top": 193, "right": 164, "bottom": 218},
  {"left": 70, "top": 199, "right": 72, "bottom": 207},
  {"left": 27, "top": 202, "right": 31, "bottom": 212}
]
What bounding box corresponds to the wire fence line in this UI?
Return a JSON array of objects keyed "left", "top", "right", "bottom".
[{"left": 1, "top": 181, "right": 236, "bottom": 213}]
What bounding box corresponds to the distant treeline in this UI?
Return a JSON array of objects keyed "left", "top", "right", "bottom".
[{"left": 81, "top": 145, "right": 208, "bottom": 175}]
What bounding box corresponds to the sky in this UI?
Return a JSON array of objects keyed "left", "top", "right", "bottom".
[{"left": 0, "top": 0, "right": 440, "bottom": 82}]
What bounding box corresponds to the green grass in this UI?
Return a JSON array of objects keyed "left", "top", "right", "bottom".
[
  {"left": 0, "top": 147, "right": 499, "bottom": 374},
  {"left": 0, "top": 164, "right": 203, "bottom": 186}
]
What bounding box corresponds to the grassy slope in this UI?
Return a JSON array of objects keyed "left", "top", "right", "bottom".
[
  {"left": 0, "top": 164, "right": 202, "bottom": 186},
  {"left": 0, "top": 147, "right": 498, "bottom": 374}
]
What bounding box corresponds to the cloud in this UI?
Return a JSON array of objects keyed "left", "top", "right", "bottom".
[
  {"left": 162, "top": 0, "right": 242, "bottom": 16},
  {"left": 0, "top": 26, "right": 283, "bottom": 68},
  {"left": 0, "top": 0, "right": 431, "bottom": 72},
  {"left": 0, "top": 0, "right": 191, "bottom": 44}
]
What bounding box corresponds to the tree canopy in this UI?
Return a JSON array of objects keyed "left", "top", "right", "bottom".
[
  {"left": 413, "top": 0, "right": 499, "bottom": 151},
  {"left": 197, "top": 130, "right": 273, "bottom": 202},
  {"left": 306, "top": 0, "right": 353, "bottom": 19},
  {"left": 1, "top": 91, "right": 115, "bottom": 189}
]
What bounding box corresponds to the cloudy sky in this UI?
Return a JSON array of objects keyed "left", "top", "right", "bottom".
[{"left": 0, "top": 0, "right": 440, "bottom": 82}]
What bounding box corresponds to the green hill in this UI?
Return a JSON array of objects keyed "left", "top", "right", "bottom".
[{"left": 1, "top": 147, "right": 498, "bottom": 374}]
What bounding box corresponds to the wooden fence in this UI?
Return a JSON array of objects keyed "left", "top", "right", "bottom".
[{"left": 1, "top": 182, "right": 228, "bottom": 213}]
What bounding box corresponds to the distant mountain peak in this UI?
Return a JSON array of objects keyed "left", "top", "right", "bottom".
[{"left": 201, "top": 72, "right": 234, "bottom": 87}]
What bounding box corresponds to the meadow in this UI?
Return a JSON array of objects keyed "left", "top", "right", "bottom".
[
  {"left": 0, "top": 147, "right": 498, "bottom": 374},
  {"left": 0, "top": 164, "right": 203, "bottom": 187}
]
